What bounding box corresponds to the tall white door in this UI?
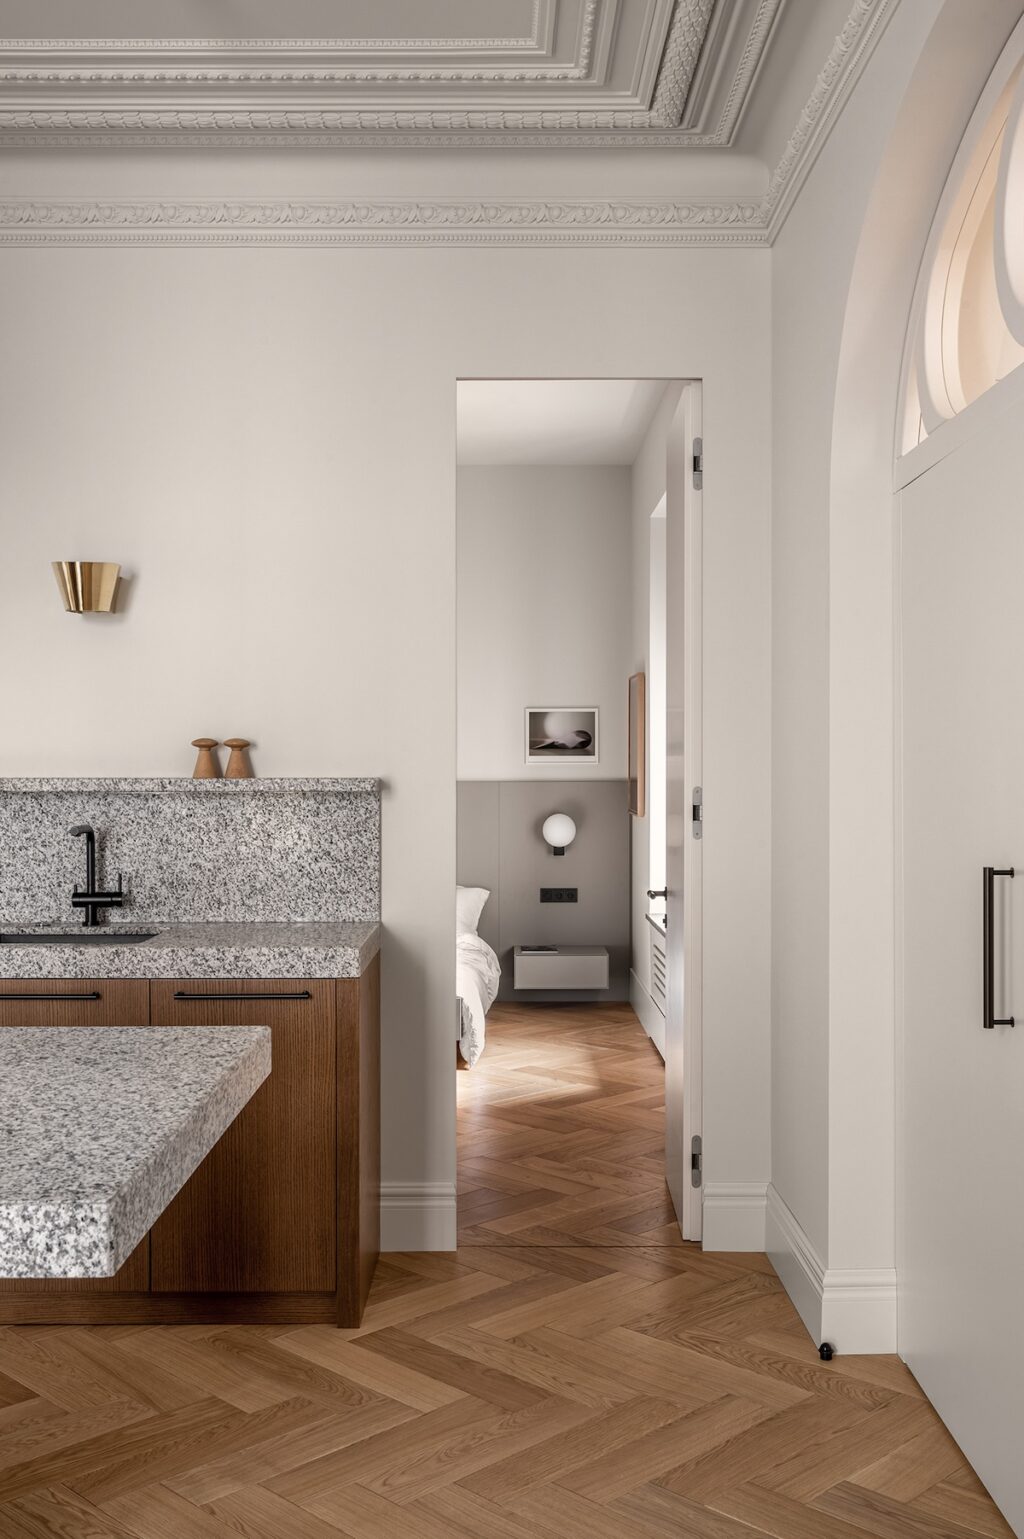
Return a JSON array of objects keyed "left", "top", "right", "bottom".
[
  {"left": 900, "top": 409, "right": 1024, "bottom": 1533},
  {"left": 665, "top": 385, "right": 702, "bottom": 1240}
]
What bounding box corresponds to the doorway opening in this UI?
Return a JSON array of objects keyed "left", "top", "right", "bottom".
[{"left": 454, "top": 378, "right": 703, "bottom": 1251}]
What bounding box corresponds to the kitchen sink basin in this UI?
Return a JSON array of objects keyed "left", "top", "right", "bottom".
[{"left": 0, "top": 931, "right": 157, "bottom": 946}]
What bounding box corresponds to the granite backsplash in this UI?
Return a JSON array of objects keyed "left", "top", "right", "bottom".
[{"left": 0, "top": 778, "right": 380, "bottom": 925}]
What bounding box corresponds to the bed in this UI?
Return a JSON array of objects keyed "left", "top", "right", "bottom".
[{"left": 456, "top": 885, "right": 501, "bottom": 1066}]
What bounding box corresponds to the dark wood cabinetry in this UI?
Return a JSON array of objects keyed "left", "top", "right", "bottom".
[
  {"left": 149, "top": 981, "right": 337, "bottom": 1295},
  {"left": 0, "top": 978, "right": 149, "bottom": 1027},
  {"left": 0, "top": 961, "right": 379, "bottom": 1326}
]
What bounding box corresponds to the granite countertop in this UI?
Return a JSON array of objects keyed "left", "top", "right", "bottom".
[
  {"left": 0, "top": 921, "right": 381, "bottom": 979},
  {"left": 0, "top": 1025, "right": 271, "bottom": 1278}
]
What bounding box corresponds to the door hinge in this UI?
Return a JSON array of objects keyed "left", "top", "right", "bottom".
[
  {"left": 691, "top": 1135, "right": 703, "bottom": 1188},
  {"left": 692, "top": 437, "right": 703, "bottom": 490},
  {"left": 692, "top": 785, "right": 703, "bottom": 840}
]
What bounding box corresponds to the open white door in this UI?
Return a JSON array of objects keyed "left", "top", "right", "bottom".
[{"left": 665, "top": 383, "right": 703, "bottom": 1241}]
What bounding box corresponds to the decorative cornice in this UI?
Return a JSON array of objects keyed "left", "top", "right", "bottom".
[
  {"left": 0, "top": 0, "right": 894, "bottom": 247},
  {"left": 0, "top": 129, "right": 729, "bottom": 149},
  {"left": 0, "top": 0, "right": 736, "bottom": 139},
  {"left": 0, "top": 1, "right": 595, "bottom": 91},
  {"left": 650, "top": 0, "right": 716, "bottom": 128},
  {"left": 0, "top": 108, "right": 714, "bottom": 133},
  {"left": 0, "top": 0, "right": 547, "bottom": 55},
  {"left": 712, "top": 0, "right": 783, "bottom": 140},
  {"left": 0, "top": 1, "right": 593, "bottom": 88},
  {"left": 763, "top": 0, "right": 898, "bottom": 236},
  {"left": 0, "top": 197, "right": 768, "bottom": 247}
]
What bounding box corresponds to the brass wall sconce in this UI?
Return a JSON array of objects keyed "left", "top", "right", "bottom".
[{"left": 52, "top": 561, "right": 122, "bottom": 614}]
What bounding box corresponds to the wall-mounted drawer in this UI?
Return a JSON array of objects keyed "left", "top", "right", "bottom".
[
  {"left": 0, "top": 979, "right": 148, "bottom": 1027},
  {"left": 514, "top": 946, "right": 609, "bottom": 991},
  {"left": 150, "top": 979, "right": 326, "bottom": 1023}
]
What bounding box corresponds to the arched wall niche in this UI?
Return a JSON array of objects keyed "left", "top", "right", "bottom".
[{"left": 900, "top": 16, "right": 1024, "bottom": 455}]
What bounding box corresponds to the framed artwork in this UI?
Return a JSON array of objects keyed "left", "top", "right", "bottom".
[
  {"left": 628, "top": 673, "right": 646, "bottom": 816},
  {"left": 525, "top": 707, "right": 599, "bottom": 765}
]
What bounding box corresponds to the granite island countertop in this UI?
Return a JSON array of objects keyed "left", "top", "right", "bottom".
[
  {"left": 0, "top": 1025, "right": 271, "bottom": 1278},
  {"left": 0, "top": 921, "right": 381, "bottom": 979}
]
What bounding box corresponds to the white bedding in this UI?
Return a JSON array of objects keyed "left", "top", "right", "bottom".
[{"left": 457, "top": 931, "right": 501, "bottom": 1066}]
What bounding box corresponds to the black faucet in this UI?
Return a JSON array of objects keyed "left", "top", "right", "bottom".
[{"left": 69, "top": 825, "right": 124, "bottom": 928}]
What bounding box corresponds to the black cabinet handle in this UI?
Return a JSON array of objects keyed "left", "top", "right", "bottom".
[
  {"left": 171, "top": 990, "right": 313, "bottom": 1001},
  {"left": 0, "top": 991, "right": 102, "bottom": 1001},
  {"left": 983, "top": 865, "right": 1015, "bottom": 1029}
]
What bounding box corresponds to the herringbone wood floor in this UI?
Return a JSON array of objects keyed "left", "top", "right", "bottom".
[{"left": 0, "top": 1003, "right": 1011, "bottom": 1538}]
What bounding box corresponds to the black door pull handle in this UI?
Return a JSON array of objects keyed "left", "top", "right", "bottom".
[
  {"left": 0, "top": 991, "right": 102, "bottom": 1001},
  {"left": 983, "top": 866, "right": 1015, "bottom": 1029},
  {"left": 171, "top": 990, "right": 312, "bottom": 1001}
]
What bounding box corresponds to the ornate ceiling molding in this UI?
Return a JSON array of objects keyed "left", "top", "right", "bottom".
[
  {"left": 762, "top": 0, "right": 897, "bottom": 236},
  {"left": 0, "top": 0, "right": 782, "bottom": 145},
  {"left": 0, "top": 1, "right": 593, "bottom": 88},
  {"left": 650, "top": 0, "right": 716, "bottom": 127},
  {"left": 0, "top": 0, "right": 549, "bottom": 56},
  {"left": 0, "top": 197, "right": 768, "bottom": 246},
  {"left": 0, "top": 0, "right": 899, "bottom": 247}
]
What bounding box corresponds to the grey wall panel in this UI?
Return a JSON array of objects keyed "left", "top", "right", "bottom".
[
  {"left": 457, "top": 779, "right": 630, "bottom": 1003},
  {"left": 455, "top": 780, "right": 501, "bottom": 956}
]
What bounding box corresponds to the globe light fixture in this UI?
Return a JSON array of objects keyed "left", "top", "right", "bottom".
[{"left": 542, "top": 813, "right": 577, "bottom": 856}]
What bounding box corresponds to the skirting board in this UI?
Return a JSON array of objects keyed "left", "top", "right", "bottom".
[
  {"left": 702, "top": 1183, "right": 767, "bottom": 1251},
  {"left": 380, "top": 1182, "right": 457, "bottom": 1252},
  {"left": 766, "top": 1184, "right": 897, "bottom": 1354},
  {"left": 629, "top": 969, "right": 665, "bottom": 1059}
]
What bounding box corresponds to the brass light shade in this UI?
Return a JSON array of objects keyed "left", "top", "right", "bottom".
[{"left": 52, "top": 561, "right": 121, "bottom": 614}]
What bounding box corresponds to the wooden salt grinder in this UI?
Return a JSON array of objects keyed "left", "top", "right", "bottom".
[
  {"left": 191, "top": 738, "right": 222, "bottom": 779},
  {"left": 224, "top": 738, "right": 254, "bottom": 779}
]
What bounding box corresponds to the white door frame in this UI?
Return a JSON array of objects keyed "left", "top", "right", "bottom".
[{"left": 665, "top": 380, "right": 704, "bottom": 1241}]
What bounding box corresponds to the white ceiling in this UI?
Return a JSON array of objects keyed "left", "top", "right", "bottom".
[
  {"left": 0, "top": 0, "right": 787, "bottom": 145},
  {"left": 457, "top": 379, "right": 669, "bottom": 465}
]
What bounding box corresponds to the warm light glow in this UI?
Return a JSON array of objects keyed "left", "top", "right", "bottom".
[{"left": 902, "top": 39, "right": 1024, "bottom": 455}]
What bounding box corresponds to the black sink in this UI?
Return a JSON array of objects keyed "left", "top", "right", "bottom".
[{"left": 0, "top": 931, "right": 157, "bottom": 946}]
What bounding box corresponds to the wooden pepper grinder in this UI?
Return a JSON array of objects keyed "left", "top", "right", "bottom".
[
  {"left": 191, "top": 738, "right": 222, "bottom": 779},
  {"left": 224, "top": 738, "right": 254, "bottom": 779}
]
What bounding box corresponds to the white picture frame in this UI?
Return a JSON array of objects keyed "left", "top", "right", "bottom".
[{"left": 525, "top": 707, "right": 600, "bottom": 765}]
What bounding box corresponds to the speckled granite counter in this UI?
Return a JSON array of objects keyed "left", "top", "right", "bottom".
[
  {"left": 0, "top": 1025, "right": 271, "bottom": 1278},
  {"left": 0, "top": 921, "right": 381, "bottom": 979}
]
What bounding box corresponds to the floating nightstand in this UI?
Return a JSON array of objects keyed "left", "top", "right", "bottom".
[{"left": 513, "top": 945, "right": 609, "bottom": 991}]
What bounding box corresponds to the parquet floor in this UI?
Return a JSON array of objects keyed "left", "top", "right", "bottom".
[
  {"left": 458, "top": 1002, "right": 679, "bottom": 1248},
  {"left": 0, "top": 1004, "right": 1012, "bottom": 1538}
]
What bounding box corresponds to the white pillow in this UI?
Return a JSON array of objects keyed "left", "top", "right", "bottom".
[{"left": 457, "top": 885, "right": 490, "bottom": 936}]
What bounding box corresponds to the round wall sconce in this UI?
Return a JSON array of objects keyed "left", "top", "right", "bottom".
[
  {"left": 542, "top": 813, "right": 577, "bottom": 857},
  {"left": 52, "top": 561, "right": 121, "bottom": 614}
]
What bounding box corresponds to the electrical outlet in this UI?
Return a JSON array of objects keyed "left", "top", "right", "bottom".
[{"left": 540, "top": 887, "right": 578, "bottom": 903}]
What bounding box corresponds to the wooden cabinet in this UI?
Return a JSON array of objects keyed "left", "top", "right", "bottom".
[
  {"left": 149, "top": 981, "right": 336, "bottom": 1294},
  {"left": 0, "top": 961, "right": 379, "bottom": 1326},
  {"left": 0, "top": 978, "right": 148, "bottom": 1028}
]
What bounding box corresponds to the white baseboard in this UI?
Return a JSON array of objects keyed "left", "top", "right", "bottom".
[
  {"left": 766, "top": 1184, "right": 897, "bottom": 1353},
  {"left": 630, "top": 969, "right": 665, "bottom": 1059},
  {"left": 380, "top": 1182, "right": 457, "bottom": 1252},
  {"left": 702, "top": 1183, "right": 767, "bottom": 1251}
]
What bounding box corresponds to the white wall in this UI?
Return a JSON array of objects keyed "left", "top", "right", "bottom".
[
  {"left": 0, "top": 162, "right": 772, "bottom": 1247},
  {"left": 457, "top": 465, "right": 631, "bottom": 781},
  {"left": 769, "top": 0, "right": 943, "bottom": 1341},
  {"left": 768, "top": 0, "right": 1021, "bottom": 1350}
]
